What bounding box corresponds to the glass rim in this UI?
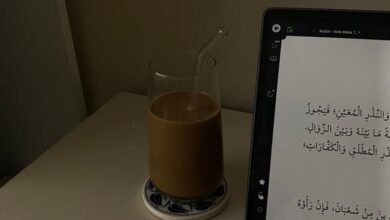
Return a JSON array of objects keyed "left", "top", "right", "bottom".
[{"left": 148, "top": 51, "right": 217, "bottom": 80}]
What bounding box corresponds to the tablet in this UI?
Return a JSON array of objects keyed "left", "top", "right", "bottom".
[{"left": 246, "top": 8, "right": 390, "bottom": 220}]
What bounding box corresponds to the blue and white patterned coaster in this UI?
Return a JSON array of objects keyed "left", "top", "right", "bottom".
[{"left": 142, "top": 178, "right": 229, "bottom": 220}]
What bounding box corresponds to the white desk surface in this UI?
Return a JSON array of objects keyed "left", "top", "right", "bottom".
[{"left": 0, "top": 92, "right": 253, "bottom": 220}]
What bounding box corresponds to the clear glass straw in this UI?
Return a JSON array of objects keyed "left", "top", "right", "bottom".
[{"left": 192, "top": 26, "right": 229, "bottom": 91}]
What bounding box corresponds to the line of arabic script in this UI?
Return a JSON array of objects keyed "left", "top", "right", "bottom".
[
  {"left": 305, "top": 123, "right": 390, "bottom": 139},
  {"left": 298, "top": 195, "right": 388, "bottom": 220},
  {"left": 303, "top": 140, "right": 390, "bottom": 161},
  {"left": 306, "top": 102, "right": 390, "bottom": 122}
]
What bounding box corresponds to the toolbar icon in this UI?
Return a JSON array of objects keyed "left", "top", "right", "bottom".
[
  {"left": 258, "top": 192, "right": 264, "bottom": 200},
  {"left": 269, "top": 56, "right": 278, "bottom": 62},
  {"left": 272, "top": 24, "right": 281, "bottom": 33},
  {"left": 266, "top": 90, "right": 275, "bottom": 98},
  {"left": 259, "top": 179, "right": 266, "bottom": 185}
]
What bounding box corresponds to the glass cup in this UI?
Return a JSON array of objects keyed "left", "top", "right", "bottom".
[{"left": 148, "top": 51, "right": 224, "bottom": 200}]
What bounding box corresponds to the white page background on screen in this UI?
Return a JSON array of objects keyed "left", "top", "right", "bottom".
[{"left": 266, "top": 36, "right": 390, "bottom": 220}]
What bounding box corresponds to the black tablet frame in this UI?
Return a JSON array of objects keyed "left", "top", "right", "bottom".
[{"left": 246, "top": 8, "right": 390, "bottom": 220}]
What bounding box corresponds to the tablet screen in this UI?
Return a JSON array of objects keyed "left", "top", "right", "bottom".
[{"left": 247, "top": 9, "right": 390, "bottom": 220}]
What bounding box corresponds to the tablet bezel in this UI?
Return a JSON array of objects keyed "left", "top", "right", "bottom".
[{"left": 246, "top": 8, "right": 390, "bottom": 220}]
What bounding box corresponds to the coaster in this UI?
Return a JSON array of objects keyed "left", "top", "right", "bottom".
[{"left": 142, "top": 178, "right": 229, "bottom": 220}]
